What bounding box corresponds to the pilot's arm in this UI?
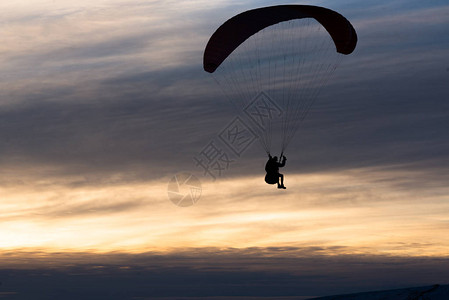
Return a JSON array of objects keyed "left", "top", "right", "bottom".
[{"left": 279, "top": 156, "right": 286, "bottom": 167}]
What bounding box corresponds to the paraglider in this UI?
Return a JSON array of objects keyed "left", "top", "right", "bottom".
[
  {"left": 203, "top": 5, "right": 357, "bottom": 188},
  {"left": 265, "top": 155, "right": 287, "bottom": 189}
]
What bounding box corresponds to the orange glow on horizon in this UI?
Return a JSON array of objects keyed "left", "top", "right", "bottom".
[{"left": 1, "top": 167, "right": 448, "bottom": 257}]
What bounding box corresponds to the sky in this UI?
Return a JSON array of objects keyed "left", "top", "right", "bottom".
[{"left": 0, "top": 0, "right": 448, "bottom": 298}]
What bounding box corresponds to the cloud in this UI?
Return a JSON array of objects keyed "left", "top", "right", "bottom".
[
  {"left": 0, "top": 0, "right": 448, "bottom": 277},
  {"left": 0, "top": 3, "right": 447, "bottom": 298},
  {"left": 0, "top": 248, "right": 448, "bottom": 299},
  {"left": 1, "top": 167, "right": 448, "bottom": 255},
  {"left": 0, "top": 0, "right": 447, "bottom": 184}
]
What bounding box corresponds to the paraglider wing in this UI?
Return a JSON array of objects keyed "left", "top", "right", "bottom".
[{"left": 203, "top": 5, "right": 357, "bottom": 73}]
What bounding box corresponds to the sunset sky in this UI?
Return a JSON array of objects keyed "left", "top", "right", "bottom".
[{"left": 0, "top": 0, "right": 448, "bottom": 298}]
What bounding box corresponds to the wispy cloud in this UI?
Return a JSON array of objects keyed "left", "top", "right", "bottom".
[{"left": 1, "top": 167, "right": 448, "bottom": 256}]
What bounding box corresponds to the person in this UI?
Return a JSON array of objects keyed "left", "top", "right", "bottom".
[{"left": 265, "top": 154, "right": 287, "bottom": 189}]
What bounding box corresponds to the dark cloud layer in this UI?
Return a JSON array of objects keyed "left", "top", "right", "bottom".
[
  {"left": 0, "top": 248, "right": 448, "bottom": 299},
  {"left": 0, "top": 1, "right": 448, "bottom": 188},
  {"left": 1, "top": 1, "right": 448, "bottom": 187}
]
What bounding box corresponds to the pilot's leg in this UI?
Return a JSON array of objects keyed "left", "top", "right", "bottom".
[
  {"left": 277, "top": 174, "right": 286, "bottom": 189},
  {"left": 277, "top": 174, "right": 285, "bottom": 189}
]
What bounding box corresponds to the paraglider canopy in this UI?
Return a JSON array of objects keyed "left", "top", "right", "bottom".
[{"left": 204, "top": 5, "right": 357, "bottom": 73}]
